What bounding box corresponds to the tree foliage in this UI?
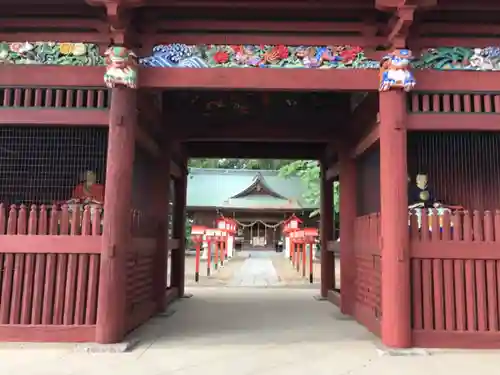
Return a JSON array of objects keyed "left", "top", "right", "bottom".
[
  {"left": 279, "top": 160, "right": 339, "bottom": 217},
  {"left": 189, "top": 158, "right": 292, "bottom": 170}
]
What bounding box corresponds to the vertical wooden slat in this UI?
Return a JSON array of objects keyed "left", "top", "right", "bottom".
[
  {"left": 75, "top": 207, "right": 92, "bottom": 325},
  {"left": 442, "top": 94, "right": 451, "bottom": 112},
  {"left": 421, "top": 94, "right": 430, "bottom": 112},
  {"left": 86, "top": 89, "right": 95, "bottom": 108},
  {"left": 85, "top": 207, "right": 101, "bottom": 324},
  {"left": 65, "top": 89, "right": 74, "bottom": 108},
  {"left": 34, "top": 88, "right": 43, "bottom": 107},
  {"left": 493, "top": 95, "right": 500, "bottom": 113},
  {"left": 97, "top": 90, "right": 105, "bottom": 108},
  {"left": 453, "top": 94, "right": 462, "bottom": 112},
  {"left": 463, "top": 94, "right": 472, "bottom": 113},
  {"left": 0, "top": 206, "right": 17, "bottom": 324},
  {"left": 483, "top": 95, "right": 492, "bottom": 113},
  {"left": 420, "top": 210, "right": 434, "bottom": 330},
  {"left": 76, "top": 90, "right": 84, "bottom": 108},
  {"left": 430, "top": 209, "right": 444, "bottom": 330},
  {"left": 41, "top": 205, "right": 58, "bottom": 324},
  {"left": 411, "top": 93, "right": 419, "bottom": 112},
  {"left": 53, "top": 206, "right": 69, "bottom": 324},
  {"left": 473, "top": 211, "right": 488, "bottom": 331},
  {"left": 473, "top": 94, "right": 482, "bottom": 113},
  {"left": 55, "top": 89, "right": 64, "bottom": 107},
  {"left": 20, "top": 205, "right": 37, "bottom": 324},
  {"left": 45, "top": 89, "right": 53, "bottom": 107},
  {"left": 32, "top": 205, "right": 47, "bottom": 324},
  {"left": 23, "top": 88, "right": 32, "bottom": 107},
  {"left": 463, "top": 211, "right": 477, "bottom": 331},
  {"left": 432, "top": 94, "right": 440, "bottom": 112},
  {"left": 3, "top": 88, "right": 12, "bottom": 106},
  {"left": 63, "top": 207, "right": 80, "bottom": 325},
  {"left": 411, "top": 259, "right": 423, "bottom": 329},
  {"left": 441, "top": 211, "right": 456, "bottom": 330},
  {"left": 13, "top": 88, "right": 22, "bottom": 106},
  {"left": 483, "top": 211, "right": 498, "bottom": 331},
  {"left": 9, "top": 206, "right": 27, "bottom": 324}
]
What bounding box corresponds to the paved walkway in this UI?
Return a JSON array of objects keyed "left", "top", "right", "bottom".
[
  {"left": 0, "top": 252, "right": 499, "bottom": 374},
  {"left": 227, "top": 251, "right": 280, "bottom": 286}
]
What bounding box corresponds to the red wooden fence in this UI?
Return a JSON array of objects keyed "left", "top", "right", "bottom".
[
  {"left": 0, "top": 203, "right": 166, "bottom": 342},
  {"left": 353, "top": 213, "right": 381, "bottom": 337},
  {"left": 410, "top": 209, "right": 500, "bottom": 348}
]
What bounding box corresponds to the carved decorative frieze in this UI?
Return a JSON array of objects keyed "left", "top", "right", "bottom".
[
  {"left": 139, "top": 44, "right": 380, "bottom": 69},
  {"left": 379, "top": 49, "right": 416, "bottom": 92},
  {"left": 104, "top": 46, "right": 138, "bottom": 89},
  {"left": 0, "top": 42, "right": 104, "bottom": 65}
]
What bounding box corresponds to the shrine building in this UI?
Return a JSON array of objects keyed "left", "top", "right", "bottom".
[
  {"left": 187, "top": 168, "right": 318, "bottom": 250},
  {"left": 0, "top": 0, "right": 500, "bottom": 350}
]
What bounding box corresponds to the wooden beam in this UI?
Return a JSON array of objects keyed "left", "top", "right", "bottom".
[
  {"left": 146, "top": 0, "right": 376, "bottom": 9},
  {"left": 351, "top": 120, "right": 380, "bottom": 157},
  {"left": 135, "top": 124, "right": 161, "bottom": 157},
  {"left": 407, "top": 114, "right": 500, "bottom": 130},
  {"left": 170, "top": 159, "right": 182, "bottom": 178},
  {"left": 140, "top": 34, "right": 384, "bottom": 49},
  {"left": 148, "top": 20, "right": 376, "bottom": 33},
  {"left": 0, "top": 109, "right": 108, "bottom": 126},
  {"left": 185, "top": 141, "right": 323, "bottom": 159},
  {"left": 1, "top": 66, "right": 500, "bottom": 93}
]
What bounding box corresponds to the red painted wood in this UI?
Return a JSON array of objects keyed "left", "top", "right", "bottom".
[
  {"left": 412, "top": 331, "right": 500, "bottom": 349},
  {"left": 379, "top": 90, "right": 411, "bottom": 348},
  {"left": 407, "top": 114, "right": 500, "bottom": 130},
  {"left": 96, "top": 87, "right": 137, "bottom": 344},
  {"left": 339, "top": 149, "right": 356, "bottom": 315},
  {"left": 0, "top": 325, "right": 95, "bottom": 343}
]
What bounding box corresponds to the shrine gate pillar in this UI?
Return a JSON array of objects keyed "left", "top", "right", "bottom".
[
  {"left": 171, "top": 156, "right": 188, "bottom": 297},
  {"left": 338, "top": 146, "right": 356, "bottom": 315},
  {"left": 96, "top": 87, "right": 137, "bottom": 343},
  {"left": 320, "top": 161, "right": 335, "bottom": 298},
  {"left": 379, "top": 90, "right": 411, "bottom": 348}
]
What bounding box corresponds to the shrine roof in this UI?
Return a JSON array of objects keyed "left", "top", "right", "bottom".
[{"left": 187, "top": 168, "right": 317, "bottom": 210}]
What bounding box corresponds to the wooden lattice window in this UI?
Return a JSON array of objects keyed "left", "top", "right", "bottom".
[
  {"left": 0, "top": 87, "right": 110, "bottom": 109},
  {"left": 408, "top": 92, "right": 500, "bottom": 114}
]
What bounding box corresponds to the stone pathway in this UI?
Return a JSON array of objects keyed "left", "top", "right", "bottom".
[{"left": 227, "top": 251, "right": 280, "bottom": 287}]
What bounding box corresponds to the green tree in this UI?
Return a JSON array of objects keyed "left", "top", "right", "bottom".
[{"left": 279, "top": 160, "right": 339, "bottom": 217}]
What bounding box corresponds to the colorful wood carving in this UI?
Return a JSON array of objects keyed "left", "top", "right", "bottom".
[
  {"left": 379, "top": 49, "right": 416, "bottom": 92},
  {"left": 104, "top": 46, "right": 138, "bottom": 89}
]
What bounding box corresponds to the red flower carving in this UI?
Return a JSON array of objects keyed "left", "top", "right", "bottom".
[
  {"left": 230, "top": 45, "right": 242, "bottom": 54},
  {"left": 276, "top": 45, "right": 289, "bottom": 59},
  {"left": 213, "top": 51, "right": 229, "bottom": 64},
  {"left": 340, "top": 46, "right": 362, "bottom": 63}
]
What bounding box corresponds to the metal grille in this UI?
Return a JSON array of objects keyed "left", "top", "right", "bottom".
[
  {"left": 408, "top": 131, "right": 500, "bottom": 211},
  {"left": 0, "top": 126, "right": 108, "bottom": 205}
]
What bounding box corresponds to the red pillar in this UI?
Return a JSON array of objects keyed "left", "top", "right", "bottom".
[
  {"left": 379, "top": 90, "right": 411, "bottom": 348},
  {"left": 320, "top": 161, "right": 334, "bottom": 298},
  {"left": 339, "top": 147, "right": 356, "bottom": 315},
  {"left": 96, "top": 87, "right": 137, "bottom": 343},
  {"left": 171, "top": 162, "right": 187, "bottom": 297}
]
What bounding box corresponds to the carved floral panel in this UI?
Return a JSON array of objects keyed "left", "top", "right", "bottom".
[
  {"left": 0, "top": 42, "right": 104, "bottom": 65},
  {"left": 139, "top": 44, "right": 380, "bottom": 69},
  {"left": 2, "top": 41, "right": 500, "bottom": 71}
]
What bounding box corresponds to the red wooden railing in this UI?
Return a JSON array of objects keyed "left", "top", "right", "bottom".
[
  {"left": 353, "top": 213, "right": 381, "bottom": 337},
  {"left": 0, "top": 203, "right": 167, "bottom": 342},
  {"left": 410, "top": 209, "right": 500, "bottom": 348}
]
